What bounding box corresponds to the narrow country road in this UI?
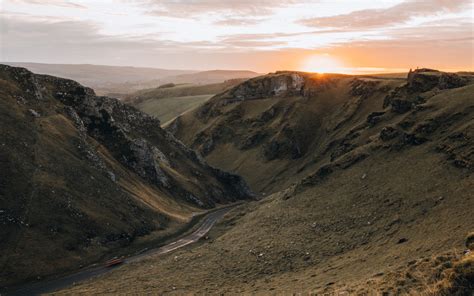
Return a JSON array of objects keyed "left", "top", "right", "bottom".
[{"left": 5, "top": 206, "right": 234, "bottom": 296}]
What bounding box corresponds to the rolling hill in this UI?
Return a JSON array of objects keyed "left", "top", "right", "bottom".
[
  {"left": 57, "top": 69, "right": 474, "bottom": 294},
  {"left": 124, "top": 79, "right": 247, "bottom": 124},
  {"left": 166, "top": 70, "right": 473, "bottom": 193},
  {"left": 160, "top": 70, "right": 260, "bottom": 85},
  {"left": 1, "top": 63, "right": 260, "bottom": 98},
  {"left": 0, "top": 64, "right": 252, "bottom": 287},
  {"left": 1, "top": 62, "right": 194, "bottom": 92}
]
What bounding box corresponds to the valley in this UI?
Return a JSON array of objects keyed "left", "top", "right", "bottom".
[
  {"left": 123, "top": 79, "right": 248, "bottom": 124},
  {"left": 2, "top": 1, "right": 473, "bottom": 294},
  {"left": 0, "top": 65, "right": 472, "bottom": 295}
]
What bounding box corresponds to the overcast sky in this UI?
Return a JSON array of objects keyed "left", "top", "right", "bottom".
[{"left": 1, "top": 0, "right": 473, "bottom": 73}]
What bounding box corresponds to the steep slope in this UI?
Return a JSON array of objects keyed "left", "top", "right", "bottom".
[
  {"left": 58, "top": 69, "right": 474, "bottom": 294},
  {"left": 0, "top": 65, "right": 252, "bottom": 286},
  {"left": 124, "top": 79, "right": 246, "bottom": 123},
  {"left": 168, "top": 70, "right": 473, "bottom": 193}
]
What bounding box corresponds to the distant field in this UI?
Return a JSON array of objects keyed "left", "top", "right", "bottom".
[
  {"left": 136, "top": 94, "right": 213, "bottom": 124},
  {"left": 127, "top": 79, "right": 246, "bottom": 124}
]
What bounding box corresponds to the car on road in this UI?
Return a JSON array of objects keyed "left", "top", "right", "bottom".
[{"left": 105, "top": 258, "right": 123, "bottom": 268}]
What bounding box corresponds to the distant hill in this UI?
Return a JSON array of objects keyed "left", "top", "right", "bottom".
[
  {"left": 2, "top": 62, "right": 195, "bottom": 89},
  {"left": 2, "top": 63, "right": 259, "bottom": 97},
  {"left": 160, "top": 70, "right": 260, "bottom": 85},
  {"left": 124, "top": 79, "right": 248, "bottom": 124}
]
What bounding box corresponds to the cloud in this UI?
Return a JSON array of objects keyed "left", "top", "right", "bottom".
[
  {"left": 0, "top": 15, "right": 243, "bottom": 62},
  {"left": 221, "top": 39, "right": 288, "bottom": 48},
  {"left": 213, "top": 17, "right": 263, "bottom": 26},
  {"left": 7, "top": 0, "right": 86, "bottom": 9},
  {"left": 300, "top": 0, "right": 470, "bottom": 29},
  {"left": 133, "top": 0, "right": 297, "bottom": 18},
  {"left": 1, "top": 1, "right": 472, "bottom": 72}
]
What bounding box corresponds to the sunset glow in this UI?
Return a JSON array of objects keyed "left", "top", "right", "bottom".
[
  {"left": 300, "top": 54, "right": 349, "bottom": 74},
  {"left": 0, "top": 0, "right": 472, "bottom": 73}
]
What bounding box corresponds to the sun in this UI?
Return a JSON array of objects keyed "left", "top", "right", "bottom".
[{"left": 300, "top": 54, "right": 348, "bottom": 74}]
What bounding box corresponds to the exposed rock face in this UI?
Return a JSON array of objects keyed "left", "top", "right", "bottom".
[
  {"left": 350, "top": 79, "right": 380, "bottom": 97},
  {"left": 379, "top": 126, "right": 400, "bottom": 141},
  {"left": 384, "top": 69, "right": 470, "bottom": 114},
  {"left": 29, "top": 71, "right": 253, "bottom": 206},
  {"left": 128, "top": 139, "right": 170, "bottom": 187},
  {"left": 0, "top": 64, "right": 255, "bottom": 286},
  {"left": 263, "top": 125, "right": 304, "bottom": 160},
  {"left": 230, "top": 72, "right": 305, "bottom": 101},
  {"left": 366, "top": 111, "right": 386, "bottom": 126},
  {"left": 407, "top": 68, "right": 467, "bottom": 92}
]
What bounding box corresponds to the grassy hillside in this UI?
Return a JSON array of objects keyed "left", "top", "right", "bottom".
[
  {"left": 55, "top": 144, "right": 474, "bottom": 295},
  {"left": 0, "top": 65, "right": 252, "bottom": 287},
  {"left": 168, "top": 70, "right": 473, "bottom": 194},
  {"left": 55, "top": 69, "right": 474, "bottom": 294},
  {"left": 136, "top": 94, "right": 213, "bottom": 124},
  {"left": 125, "top": 79, "right": 246, "bottom": 124}
]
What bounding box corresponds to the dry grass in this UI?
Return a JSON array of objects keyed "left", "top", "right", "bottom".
[
  {"left": 137, "top": 94, "right": 213, "bottom": 124},
  {"left": 54, "top": 149, "right": 474, "bottom": 294},
  {"left": 125, "top": 80, "right": 246, "bottom": 123},
  {"left": 410, "top": 251, "right": 474, "bottom": 296}
]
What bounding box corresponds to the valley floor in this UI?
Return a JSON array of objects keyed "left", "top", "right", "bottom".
[{"left": 7, "top": 207, "right": 233, "bottom": 295}]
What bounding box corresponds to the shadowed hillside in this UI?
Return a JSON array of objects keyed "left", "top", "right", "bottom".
[{"left": 0, "top": 65, "right": 252, "bottom": 287}]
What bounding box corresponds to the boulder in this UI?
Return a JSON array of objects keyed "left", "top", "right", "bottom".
[
  {"left": 379, "top": 126, "right": 400, "bottom": 141},
  {"left": 407, "top": 69, "right": 467, "bottom": 92},
  {"left": 28, "top": 109, "right": 40, "bottom": 117}
]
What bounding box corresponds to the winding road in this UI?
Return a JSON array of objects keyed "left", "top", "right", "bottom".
[{"left": 4, "top": 206, "right": 233, "bottom": 295}]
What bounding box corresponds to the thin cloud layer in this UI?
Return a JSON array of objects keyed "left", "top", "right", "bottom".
[
  {"left": 8, "top": 0, "right": 86, "bottom": 9},
  {"left": 1, "top": 0, "right": 472, "bottom": 72},
  {"left": 214, "top": 17, "right": 263, "bottom": 27},
  {"left": 139, "top": 0, "right": 297, "bottom": 18},
  {"left": 300, "top": 0, "right": 471, "bottom": 28}
]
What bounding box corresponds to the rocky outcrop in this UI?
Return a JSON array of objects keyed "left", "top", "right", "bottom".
[
  {"left": 3, "top": 65, "right": 253, "bottom": 207},
  {"left": 350, "top": 79, "right": 380, "bottom": 97},
  {"left": 263, "top": 126, "right": 304, "bottom": 160},
  {"left": 229, "top": 72, "right": 306, "bottom": 102},
  {"left": 407, "top": 69, "right": 467, "bottom": 92},
  {"left": 1, "top": 63, "right": 260, "bottom": 286},
  {"left": 384, "top": 69, "right": 470, "bottom": 114},
  {"left": 127, "top": 139, "right": 170, "bottom": 187},
  {"left": 169, "top": 67, "right": 474, "bottom": 196}
]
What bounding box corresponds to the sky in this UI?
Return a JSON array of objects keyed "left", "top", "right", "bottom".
[{"left": 0, "top": 0, "right": 473, "bottom": 73}]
